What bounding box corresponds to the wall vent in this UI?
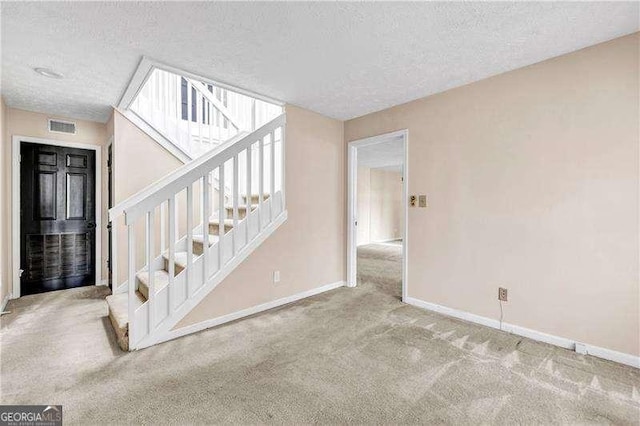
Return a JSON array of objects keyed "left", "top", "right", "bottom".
[{"left": 48, "top": 119, "right": 76, "bottom": 135}]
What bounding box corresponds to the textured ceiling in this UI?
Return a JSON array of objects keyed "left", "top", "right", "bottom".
[{"left": 1, "top": 2, "right": 638, "bottom": 123}]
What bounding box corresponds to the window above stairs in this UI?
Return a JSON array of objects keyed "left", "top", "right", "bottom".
[{"left": 119, "top": 58, "right": 283, "bottom": 161}]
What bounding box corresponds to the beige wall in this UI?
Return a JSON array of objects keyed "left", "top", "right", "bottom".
[
  {"left": 112, "top": 109, "right": 186, "bottom": 284},
  {"left": 177, "top": 105, "right": 345, "bottom": 327},
  {"left": 2, "top": 107, "right": 109, "bottom": 297},
  {"left": 345, "top": 33, "right": 640, "bottom": 357},
  {"left": 112, "top": 110, "right": 183, "bottom": 203},
  {"left": 357, "top": 167, "right": 403, "bottom": 245}
]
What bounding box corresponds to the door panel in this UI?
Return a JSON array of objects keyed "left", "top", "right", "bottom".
[
  {"left": 20, "top": 142, "right": 96, "bottom": 296},
  {"left": 36, "top": 171, "right": 57, "bottom": 219},
  {"left": 66, "top": 173, "right": 87, "bottom": 219}
]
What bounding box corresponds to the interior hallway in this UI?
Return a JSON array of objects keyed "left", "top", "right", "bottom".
[{"left": 1, "top": 245, "right": 638, "bottom": 424}]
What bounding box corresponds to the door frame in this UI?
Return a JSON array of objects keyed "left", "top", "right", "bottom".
[
  {"left": 106, "top": 136, "right": 115, "bottom": 289},
  {"left": 347, "top": 129, "right": 409, "bottom": 302},
  {"left": 11, "top": 135, "right": 102, "bottom": 299}
]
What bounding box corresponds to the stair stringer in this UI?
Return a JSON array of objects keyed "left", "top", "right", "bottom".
[{"left": 133, "top": 207, "right": 288, "bottom": 350}]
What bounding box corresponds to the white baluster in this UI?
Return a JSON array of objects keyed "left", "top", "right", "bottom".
[
  {"left": 207, "top": 96, "right": 212, "bottom": 145},
  {"left": 202, "top": 173, "right": 210, "bottom": 281},
  {"left": 161, "top": 71, "right": 167, "bottom": 130},
  {"left": 270, "top": 130, "right": 275, "bottom": 222},
  {"left": 246, "top": 146, "right": 251, "bottom": 243},
  {"left": 167, "top": 195, "right": 175, "bottom": 313},
  {"left": 251, "top": 99, "right": 256, "bottom": 131},
  {"left": 164, "top": 71, "right": 169, "bottom": 117},
  {"left": 175, "top": 75, "right": 181, "bottom": 144},
  {"left": 218, "top": 164, "right": 225, "bottom": 268},
  {"left": 233, "top": 155, "right": 239, "bottom": 254},
  {"left": 258, "top": 137, "right": 264, "bottom": 231},
  {"left": 217, "top": 110, "right": 221, "bottom": 145},
  {"left": 186, "top": 184, "right": 193, "bottom": 298},
  {"left": 187, "top": 81, "right": 192, "bottom": 152},
  {"left": 160, "top": 201, "right": 166, "bottom": 253},
  {"left": 146, "top": 210, "right": 155, "bottom": 330},
  {"left": 198, "top": 90, "right": 203, "bottom": 146},
  {"left": 127, "top": 223, "right": 136, "bottom": 348}
]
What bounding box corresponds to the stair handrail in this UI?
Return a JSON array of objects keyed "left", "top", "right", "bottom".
[{"left": 109, "top": 113, "right": 285, "bottom": 225}]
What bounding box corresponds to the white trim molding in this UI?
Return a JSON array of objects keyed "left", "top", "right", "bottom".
[
  {"left": 137, "top": 280, "right": 346, "bottom": 350},
  {"left": 347, "top": 129, "right": 409, "bottom": 303},
  {"left": 117, "top": 56, "right": 284, "bottom": 111},
  {"left": 1, "top": 293, "right": 11, "bottom": 313},
  {"left": 405, "top": 297, "right": 640, "bottom": 369},
  {"left": 119, "top": 108, "right": 191, "bottom": 163},
  {"left": 11, "top": 135, "right": 103, "bottom": 299}
]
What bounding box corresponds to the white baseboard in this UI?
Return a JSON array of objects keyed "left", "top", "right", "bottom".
[
  {"left": 404, "top": 296, "right": 639, "bottom": 369},
  {"left": 139, "top": 280, "right": 346, "bottom": 349}
]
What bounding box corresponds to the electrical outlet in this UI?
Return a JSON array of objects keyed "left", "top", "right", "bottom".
[
  {"left": 410, "top": 195, "right": 417, "bottom": 207},
  {"left": 498, "top": 287, "right": 508, "bottom": 302},
  {"left": 273, "top": 270, "right": 280, "bottom": 284}
]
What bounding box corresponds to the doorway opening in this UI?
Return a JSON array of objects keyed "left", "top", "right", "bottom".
[
  {"left": 12, "top": 136, "right": 102, "bottom": 298},
  {"left": 348, "top": 130, "right": 408, "bottom": 301}
]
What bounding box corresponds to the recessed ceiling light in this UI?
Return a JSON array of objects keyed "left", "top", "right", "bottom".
[{"left": 34, "top": 68, "right": 63, "bottom": 79}]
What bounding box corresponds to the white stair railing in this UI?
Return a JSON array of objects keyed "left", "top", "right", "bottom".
[
  {"left": 109, "top": 114, "right": 286, "bottom": 349},
  {"left": 131, "top": 68, "right": 282, "bottom": 160}
]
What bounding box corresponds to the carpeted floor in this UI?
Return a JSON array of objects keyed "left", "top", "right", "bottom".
[{"left": 1, "top": 242, "right": 639, "bottom": 424}]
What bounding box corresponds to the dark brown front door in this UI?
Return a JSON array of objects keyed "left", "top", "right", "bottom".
[{"left": 20, "top": 142, "right": 96, "bottom": 296}]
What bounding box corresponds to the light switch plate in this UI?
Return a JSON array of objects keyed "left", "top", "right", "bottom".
[{"left": 419, "top": 195, "right": 427, "bottom": 208}]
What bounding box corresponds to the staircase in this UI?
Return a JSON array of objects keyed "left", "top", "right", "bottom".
[{"left": 107, "top": 113, "right": 287, "bottom": 350}]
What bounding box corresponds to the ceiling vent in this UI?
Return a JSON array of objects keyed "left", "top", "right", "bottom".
[{"left": 48, "top": 119, "right": 76, "bottom": 135}]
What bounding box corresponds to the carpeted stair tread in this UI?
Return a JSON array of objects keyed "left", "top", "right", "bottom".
[
  {"left": 193, "top": 234, "right": 219, "bottom": 246},
  {"left": 225, "top": 203, "right": 259, "bottom": 211},
  {"left": 208, "top": 218, "right": 235, "bottom": 226},
  {"left": 162, "top": 251, "right": 188, "bottom": 274},
  {"left": 106, "top": 291, "right": 145, "bottom": 351},
  {"left": 242, "top": 193, "right": 270, "bottom": 204},
  {"left": 224, "top": 204, "right": 259, "bottom": 219},
  {"left": 192, "top": 233, "right": 219, "bottom": 255},
  {"left": 136, "top": 270, "right": 171, "bottom": 299},
  {"left": 208, "top": 218, "right": 235, "bottom": 235}
]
